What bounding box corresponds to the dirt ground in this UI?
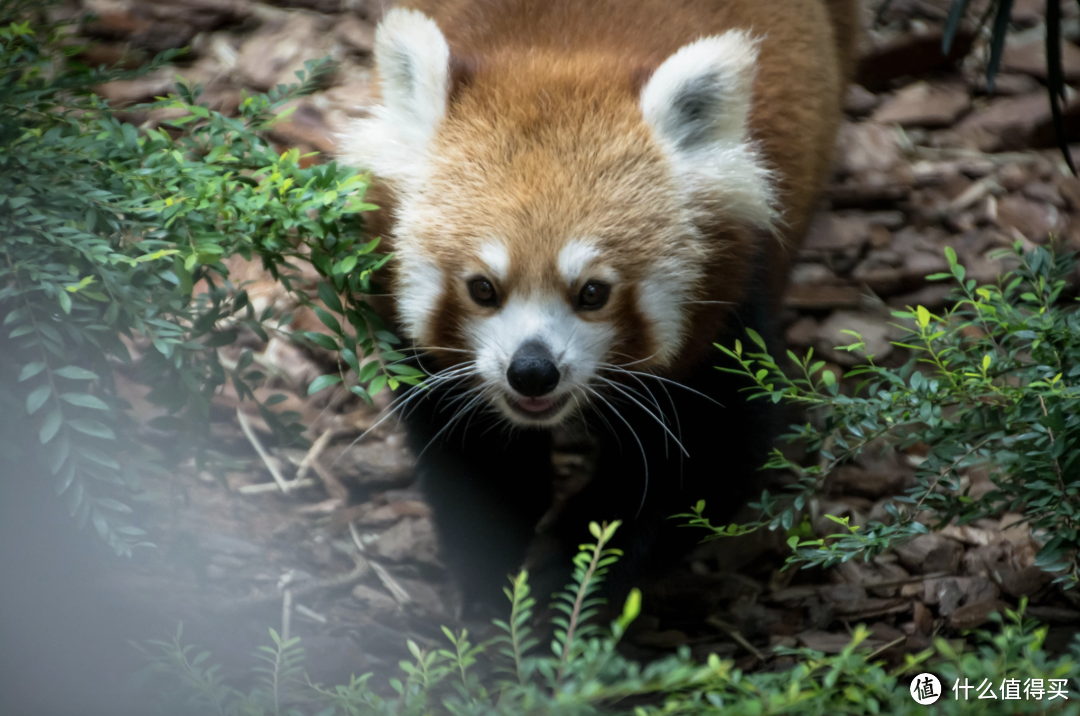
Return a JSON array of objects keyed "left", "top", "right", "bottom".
[{"left": 16, "top": 0, "right": 1080, "bottom": 709}]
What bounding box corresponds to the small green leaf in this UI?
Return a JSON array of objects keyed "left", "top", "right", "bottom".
[
  {"left": 358, "top": 360, "right": 381, "bottom": 383},
  {"left": 60, "top": 393, "right": 109, "bottom": 410},
  {"left": 54, "top": 366, "right": 99, "bottom": 380},
  {"left": 617, "top": 588, "right": 642, "bottom": 630},
  {"left": 314, "top": 307, "right": 342, "bottom": 336},
  {"left": 8, "top": 325, "right": 33, "bottom": 339},
  {"left": 334, "top": 255, "right": 358, "bottom": 274},
  {"left": 39, "top": 410, "right": 62, "bottom": 444},
  {"left": 744, "top": 327, "right": 767, "bottom": 350},
  {"left": 174, "top": 255, "right": 194, "bottom": 295},
  {"left": 317, "top": 281, "right": 344, "bottom": 313},
  {"left": 341, "top": 348, "right": 361, "bottom": 375},
  {"left": 302, "top": 331, "right": 339, "bottom": 351},
  {"left": 67, "top": 418, "right": 116, "bottom": 440},
  {"left": 308, "top": 374, "right": 342, "bottom": 395},
  {"left": 26, "top": 385, "right": 51, "bottom": 415},
  {"left": 95, "top": 498, "right": 132, "bottom": 513},
  {"left": 3, "top": 307, "right": 27, "bottom": 326},
  {"left": 18, "top": 362, "right": 45, "bottom": 382},
  {"left": 367, "top": 373, "right": 388, "bottom": 396},
  {"left": 944, "top": 245, "right": 957, "bottom": 268}
]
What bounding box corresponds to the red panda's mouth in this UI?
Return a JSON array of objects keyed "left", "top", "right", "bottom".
[{"left": 507, "top": 393, "right": 571, "bottom": 421}]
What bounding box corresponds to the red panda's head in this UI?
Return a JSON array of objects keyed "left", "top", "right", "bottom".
[{"left": 342, "top": 9, "right": 778, "bottom": 427}]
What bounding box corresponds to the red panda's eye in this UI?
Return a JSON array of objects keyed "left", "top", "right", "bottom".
[
  {"left": 468, "top": 278, "right": 498, "bottom": 306},
  {"left": 578, "top": 282, "right": 610, "bottom": 310}
]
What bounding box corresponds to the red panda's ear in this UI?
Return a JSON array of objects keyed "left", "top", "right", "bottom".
[
  {"left": 339, "top": 8, "right": 450, "bottom": 189},
  {"left": 640, "top": 31, "right": 779, "bottom": 233},
  {"left": 640, "top": 31, "right": 759, "bottom": 152},
  {"left": 374, "top": 8, "right": 450, "bottom": 140}
]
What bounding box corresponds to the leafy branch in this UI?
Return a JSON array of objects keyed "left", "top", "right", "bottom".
[
  {"left": 691, "top": 244, "right": 1080, "bottom": 588},
  {"left": 136, "top": 534, "right": 1080, "bottom": 714},
  {"left": 0, "top": 3, "right": 421, "bottom": 551}
]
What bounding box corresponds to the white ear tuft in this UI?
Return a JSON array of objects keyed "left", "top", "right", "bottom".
[
  {"left": 641, "top": 31, "right": 759, "bottom": 151},
  {"left": 641, "top": 31, "right": 779, "bottom": 231},
  {"left": 338, "top": 9, "right": 450, "bottom": 189},
  {"left": 375, "top": 8, "right": 451, "bottom": 138}
]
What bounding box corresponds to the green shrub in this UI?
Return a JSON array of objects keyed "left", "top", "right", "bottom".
[
  {"left": 0, "top": 1, "right": 415, "bottom": 553},
  {"left": 136, "top": 522, "right": 1080, "bottom": 715},
  {"left": 692, "top": 244, "right": 1080, "bottom": 589}
]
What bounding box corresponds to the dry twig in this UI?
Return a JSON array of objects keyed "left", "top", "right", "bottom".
[
  {"left": 236, "top": 407, "right": 292, "bottom": 494},
  {"left": 295, "top": 430, "right": 334, "bottom": 482},
  {"left": 348, "top": 521, "right": 412, "bottom": 604},
  {"left": 707, "top": 617, "right": 766, "bottom": 663},
  {"left": 238, "top": 478, "right": 317, "bottom": 494}
]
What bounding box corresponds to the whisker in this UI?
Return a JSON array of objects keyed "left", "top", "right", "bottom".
[
  {"left": 599, "top": 364, "right": 724, "bottom": 408},
  {"left": 557, "top": 322, "right": 582, "bottom": 363},
  {"left": 408, "top": 344, "right": 473, "bottom": 354},
  {"left": 595, "top": 373, "right": 669, "bottom": 420},
  {"left": 329, "top": 362, "right": 478, "bottom": 468},
  {"left": 416, "top": 388, "right": 490, "bottom": 455},
  {"left": 593, "top": 375, "right": 688, "bottom": 458},
  {"left": 459, "top": 388, "right": 499, "bottom": 444},
  {"left": 416, "top": 387, "right": 492, "bottom": 460},
  {"left": 430, "top": 372, "right": 482, "bottom": 413},
  {"left": 605, "top": 350, "right": 661, "bottom": 369},
  {"left": 588, "top": 399, "right": 621, "bottom": 450},
  {"left": 406, "top": 342, "right": 473, "bottom": 378},
  {"left": 434, "top": 380, "right": 487, "bottom": 415},
  {"left": 406, "top": 380, "right": 481, "bottom": 425},
  {"left": 583, "top": 384, "right": 650, "bottom": 517},
  {"left": 609, "top": 366, "right": 686, "bottom": 483}
]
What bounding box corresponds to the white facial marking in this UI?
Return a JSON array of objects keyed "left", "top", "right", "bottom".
[
  {"left": 396, "top": 256, "right": 443, "bottom": 342},
  {"left": 638, "top": 266, "right": 691, "bottom": 364},
  {"left": 477, "top": 241, "right": 510, "bottom": 283},
  {"left": 466, "top": 292, "right": 616, "bottom": 426},
  {"left": 557, "top": 239, "right": 600, "bottom": 286}
]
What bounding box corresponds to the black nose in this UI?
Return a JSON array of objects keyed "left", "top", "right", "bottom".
[{"left": 507, "top": 341, "right": 560, "bottom": 397}]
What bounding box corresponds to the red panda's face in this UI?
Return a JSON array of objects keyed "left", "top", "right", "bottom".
[
  {"left": 442, "top": 238, "right": 632, "bottom": 426},
  {"left": 343, "top": 9, "right": 777, "bottom": 427}
]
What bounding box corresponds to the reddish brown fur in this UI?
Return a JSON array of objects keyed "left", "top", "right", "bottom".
[
  {"left": 371, "top": 0, "right": 857, "bottom": 373},
  {"left": 397, "top": 0, "right": 857, "bottom": 258},
  {"left": 408, "top": 52, "right": 709, "bottom": 362}
]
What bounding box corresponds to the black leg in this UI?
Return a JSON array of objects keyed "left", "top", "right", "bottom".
[
  {"left": 403, "top": 384, "right": 554, "bottom": 611},
  {"left": 538, "top": 307, "right": 778, "bottom": 602}
]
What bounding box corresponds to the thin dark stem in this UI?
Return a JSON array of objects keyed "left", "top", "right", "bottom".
[{"left": 556, "top": 539, "right": 604, "bottom": 684}]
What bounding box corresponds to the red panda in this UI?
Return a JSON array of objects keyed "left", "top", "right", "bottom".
[{"left": 342, "top": 0, "right": 857, "bottom": 610}]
